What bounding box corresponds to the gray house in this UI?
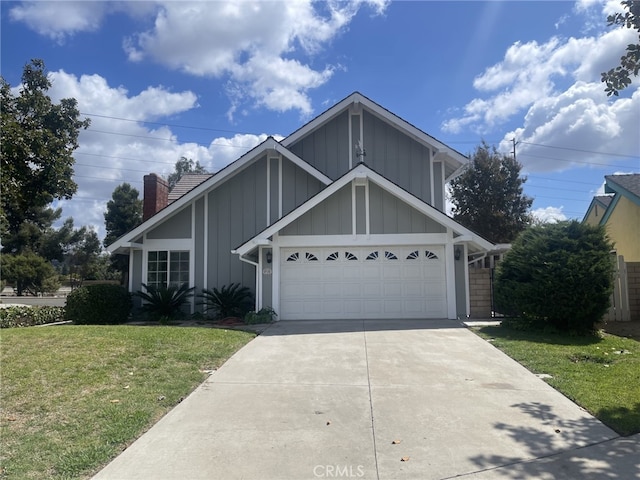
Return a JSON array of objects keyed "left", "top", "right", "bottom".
[{"left": 108, "top": 92, "right": 493, "bottom": 320}]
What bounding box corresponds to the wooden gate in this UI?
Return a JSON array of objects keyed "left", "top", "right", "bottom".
[{"left": 605, "top": 255, "right": 630, "bottom": 322}]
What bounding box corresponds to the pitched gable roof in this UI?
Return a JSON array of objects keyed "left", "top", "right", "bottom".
[
  {"left": 605, "top": 174, "right": 640, "bottom": 202},
  {"left": 233, "top": 163, "right": 494, "bottom": 257},
  {"left": 584, "top": 174, "right": 640, "bottom": 225},
  {"left": 107, "top": 137, "right": 332, "bottom": 253},
  {"left": 282, "top": 92, "right": 468, "bottom": 180}
]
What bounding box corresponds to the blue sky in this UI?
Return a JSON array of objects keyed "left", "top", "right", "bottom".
[{"left": 2, "top": 0, "right": 639, "bottom": 241}]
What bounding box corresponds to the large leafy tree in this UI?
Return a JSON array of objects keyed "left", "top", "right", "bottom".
[
  {"left": 1, "top": 59, "right": 90, "bottom": 236},
  {"left": 449, "top": 142, "right": 533, "bottom": 244},
  {"left": 104, "top": 183, "right": 143, "bottom": 283},
  {"left": 167, "top": 157, "right": 208, "bottom": 190},
  {"left": 601, "top": 0, "right": 640, "bottom": 96}
]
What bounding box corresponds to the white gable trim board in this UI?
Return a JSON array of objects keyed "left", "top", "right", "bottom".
[{"left": 108, "top": 138, "right": 331, "bottom": 253}]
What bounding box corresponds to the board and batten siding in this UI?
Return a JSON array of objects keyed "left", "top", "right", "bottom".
[
  {"left": 287, "top": 108, "right": 437, "bottom": 208},
  {"left": 146, "top": 205, "right": 192, "bottom": 239},
  {"left": 369, "top": 183, "right": 445, "bottom": 235},
  {"left": 362, "top": 110, "right": 433, "bottom": 206},
  {"left": 281, "top": 181, "right": 446, "bottom": 237},
  {"left": 194, "top": 197, "right": 205, "bottom": 292},
  {"left": 206, "top": 160, "right": 268, "bottom": 289},
  {"left": 281, "top": 184, "right": 353, "bottom": 236},
  {"left": 281, "top": 157, "right": 325, "bottom": 217},
  {"left": 288, "top": 110, "right": 350, "bottom": 180}
]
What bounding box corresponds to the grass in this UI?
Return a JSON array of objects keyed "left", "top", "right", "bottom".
[
  {"left": 0, "top": 325, "right": 255, "bottom": 480},
  {"left": 474, "top": 325, "right": 640, "bottom": 436}
]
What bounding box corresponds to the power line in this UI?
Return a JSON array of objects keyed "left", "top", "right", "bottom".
[
  {"left": 520, "top": 141, "right": 640, "bottom": 159},
  {"left": 519, "top": 152, "right": 639, "bottom": 170},
  {"left": 81, "top": 110, "right": 639, "bottom": 161},
  {"left": 81, "top": 112, "right": 251, "bottom": 136}
]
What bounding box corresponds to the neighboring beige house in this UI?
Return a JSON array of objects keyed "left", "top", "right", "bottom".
[{"left": 584, "top": 174, "right": 640, "bottom": 262}]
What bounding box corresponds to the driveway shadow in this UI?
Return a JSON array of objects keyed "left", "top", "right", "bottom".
[
  {"left": 465, "top": 401, "right": 638, "bottom": 479},
  {"left": 261, "top": 318, "right": 466, "bottom": 336}
]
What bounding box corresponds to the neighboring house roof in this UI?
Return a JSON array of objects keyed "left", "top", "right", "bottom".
[
  {"left": 583, "top": 195, "right": 613, "bottom": 223},
  {"left": 599, "top": 173, "right": 640, "bottom": 225},
  {"left": 605, "top": 174, "right": 640, "bottom": 201},
  {"left": 168, "top": 174, "right": 212, "bottom": 203},
  {"left": 234, "top": 163, "right": 494, "bottom": 257},
  {"left": 108, "top": 137, "right": 332, "bottom": 252},
  {"left": 282, "top": 92, "right": 468, "bottom": 180}
]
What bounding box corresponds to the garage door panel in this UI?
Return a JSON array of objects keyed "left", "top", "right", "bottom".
[{"left": 280, "top": 246, "right": 447, "bottom": 320}]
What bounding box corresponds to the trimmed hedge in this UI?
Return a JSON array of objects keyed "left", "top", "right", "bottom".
[
  {"left": 65, "top": 284, "right": 132, "bottom": 324},
  {"left": 494, "top": 221, "right": 614, "bottom": 333},
  {"left": 0, "top": 306, "right": 65, "bottom": 328}
]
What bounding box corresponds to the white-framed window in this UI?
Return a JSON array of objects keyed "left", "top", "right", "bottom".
[{"left": 147, "top": 250, "right": 190, "bottom": 288}]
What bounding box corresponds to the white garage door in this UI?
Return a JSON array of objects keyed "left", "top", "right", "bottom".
[{"left": 280, "top": 246, "right": 447, "bottom": 320}]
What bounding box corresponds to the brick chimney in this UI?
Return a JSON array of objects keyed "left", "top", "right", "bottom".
[{"left": 143, "top": 173, "right": 169, "bottom": 221}]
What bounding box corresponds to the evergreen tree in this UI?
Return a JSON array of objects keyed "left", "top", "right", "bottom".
[
  {"left": 104, "top": 183, "right": 143, "bottom": 284},
  {"left": 494, "top": 221, "right": 614, "bottom": 333},
  {"left": 449, "top": 142, "right": 533, "bottom": 244}
]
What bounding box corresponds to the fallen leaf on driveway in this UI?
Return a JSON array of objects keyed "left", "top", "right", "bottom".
[
  {"left": 401, "top": 457, "right": 410, "bottom": 462},
  {"left": 392, "top": 440, "right": 402, "bottom": 444},
  {"left": 326, "top": 421, "right": 331, "bottom": 426}
]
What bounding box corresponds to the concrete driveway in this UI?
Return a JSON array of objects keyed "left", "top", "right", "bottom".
[{"left": 92, "top": 319, "right": 639, "bottom": 480}]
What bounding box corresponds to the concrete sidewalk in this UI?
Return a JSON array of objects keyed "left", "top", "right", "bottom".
[{"left": 92, "top": 319, "right": 639, "bottom": 480}]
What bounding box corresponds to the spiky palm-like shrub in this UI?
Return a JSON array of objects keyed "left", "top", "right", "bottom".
[
  {"left": 199, "top": 283, "right": 254, "bottom": 319},
  {"left": 136, "top": 283, "right": 195, "bottom": 321},
  {"left": 494, "top": 221, "right": 614, "bottom": 333}
]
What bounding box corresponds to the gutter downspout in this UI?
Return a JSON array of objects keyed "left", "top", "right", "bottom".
[{"left": 232, "top": 250, "right": 260, "bottom": 312}]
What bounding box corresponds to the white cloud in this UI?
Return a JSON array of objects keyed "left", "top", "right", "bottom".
[
  {"left": 10, "top": 0, "right": 389, "bottom": 117},
  {"left": 125, "top": 1, "right": 388, "bottom": 117},
  {"left": 46, "top": 70, "right": 277, "bottom": 240},
  {"left": 9, "top": 1, "right": 109, "bottom": 41},
  {"left": 443, "top": 13, "right": 640, "bottom": 174},
  {"left": 531, "top": 206, "right": 568, "bottom": 224}
]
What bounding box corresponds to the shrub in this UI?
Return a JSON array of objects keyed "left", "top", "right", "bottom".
[
  {"left": 65, "top": 284, "right": 132, "bottom": 324},
  {"left": 244, "top": 307, "right": 277, "bottom": 325},
  {"left": 199, "top": 283, "right": 253, "bottom": 319},
  {"left": 135, "top": 283, "right": 195, "bottom": 322},
  {"left": 494, "top": 221, "right": 614, "bottom": 333},
  {"left": 0, "top": 306, "right": 65, "bottom": 328}
]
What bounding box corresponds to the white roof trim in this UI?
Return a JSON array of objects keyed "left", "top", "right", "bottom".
[
  {"left": 282, "top": 92, "right": 468, "bottom": 168},
  {"left": 107, "top": 137, "right": 331, "bottom": 253},
  {"left": 235, "top": 164, "right": 494, "bottom": 255}
]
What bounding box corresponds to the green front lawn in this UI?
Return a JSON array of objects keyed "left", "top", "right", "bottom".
[
  {"left": 0, "top": 325, "right": 255, "bottom": 479},
  {"left": 474, "top": 326, "right": 640, "bottom": 436}
]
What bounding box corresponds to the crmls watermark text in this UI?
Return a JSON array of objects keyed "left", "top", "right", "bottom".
[{"left": 313, "top": 465, "right": 365, "bottom": 478}]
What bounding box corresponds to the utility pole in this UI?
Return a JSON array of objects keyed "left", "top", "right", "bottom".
[{"left": 512, "top": 138, "right": 518, "bottom": 162}]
